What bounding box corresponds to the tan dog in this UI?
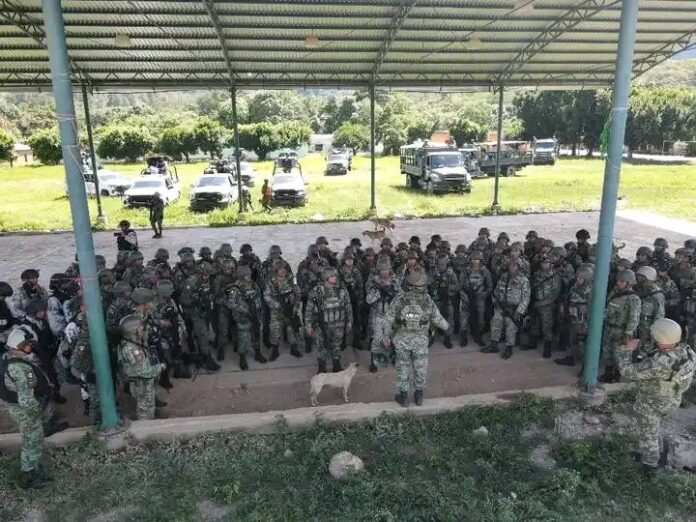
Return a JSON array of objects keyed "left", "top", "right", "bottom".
[
  {"left": 310, "top": 362, "right": 359, "bottom": 406},
  {"left": 362, "top": 229, "right": 386, "bottom": 243},
  {"left": 370, "top": 217, "right": 395, "bottom": 230}
]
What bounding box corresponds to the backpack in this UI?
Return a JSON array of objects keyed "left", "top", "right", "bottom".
[{"left": 0, "top": 357, "right": 51, "bottom": 406}]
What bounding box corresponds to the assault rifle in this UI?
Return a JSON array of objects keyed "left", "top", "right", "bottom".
[
  {"left": 312, "top": 289, "right": 332, "bottom": 348},
  {"left": 490, "top": 280, "right": 525, "bottom": 330},
  {"left": 275, "top": 282, "right": 303, "bottom": 337}
]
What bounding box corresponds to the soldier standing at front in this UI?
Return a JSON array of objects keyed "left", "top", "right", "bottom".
[
  {"left": 635, "top": 266, "right": 665, "bottom": 345},
  {"left": 264, "top": 262, "right": 304, "bottom": 360},
  {"left": 365, "top": 257, "right": 401, "bottom": 372},
  {"left": 304, "top": 268, "right": 353, "bottom": 373},
  {"left": 227, "top": 265, "right": 267, "bottom": 370},
  {"left": 617, "top": 319, "right": 695, "bottom": 470},
  {"left": 525, "top": 254, "right": 562, "bottom": 358},
  {"left": 384, "top": 270, "right": 448, "bottom": 407},
  {"left": 149, "top": 191, "right": 165, "bottom": 239},
  {"left": 180, "top": 263, "right": 220, "bottom": 372},
  {"left": 555, "top": 266, "right": 593, "bottom": 367}
]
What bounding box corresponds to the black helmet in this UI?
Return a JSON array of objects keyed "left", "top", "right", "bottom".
[
  {"left": 240, "top": 243, "right": 253, "bottom": 254},
  {"left": 20, "top": 269, "right": 39, "bottom": 281},
  {"left": 575, "top": 229, "right": 591, "bottom": 240},
  {"left": 0, "top": 282, "right": 13, "bottom": 297}
]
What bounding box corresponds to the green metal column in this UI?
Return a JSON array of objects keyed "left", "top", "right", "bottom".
[
  {"left": 81, "top": 83, "right": 104, "bottom": 221},
  {"left": 492, "top": 85, "right": 504, "bottom": 208},
  {"left": 583, "top": 0, "right": 640, "bottom": 390},
  {"left": 369, "top": 84, "right": 376, "bottom": 210},
  {"left": 231, "top": 87, "right": 245, "bottom": 213},
  {"left": 42, "top": 0, "right": 118, "bottom": 428}
]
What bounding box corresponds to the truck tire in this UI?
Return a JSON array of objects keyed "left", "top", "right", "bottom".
[
  {"left": 506, "top": 165, "right": 517, "bottom": 177},
  {"left": 100, "top": 189, "right": 110, "bottom": 197}
]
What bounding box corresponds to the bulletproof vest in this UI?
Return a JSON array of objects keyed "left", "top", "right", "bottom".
[
  {"left": 397, "top": 295, "right": 429, "bottom": 333},
  {"left": 605, "top": 291, "right": 635, "bottom": 327},
  {"left": 0, "top": 357, "right": 52, "bottom": 406},
  {"left": 321, "top": 288, "right": 344, "bottom": 325},
  {"left": 668, "top": 348, "right": 696, "bottom": 397},
  {"left": 467, "top": 269, "right": 486, "bottom": 293}
]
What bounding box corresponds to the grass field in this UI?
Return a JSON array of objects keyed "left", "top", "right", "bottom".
[
  {"left": 2, "top": 397, "right": 695, "bottom": 521},
  {"left": 0, "top": 155, "right": 694, "bottom": 232}
]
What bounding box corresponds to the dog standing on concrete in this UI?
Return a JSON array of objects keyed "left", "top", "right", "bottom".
[{"left": 310, "top": 362, "right": 359, "bottom": 406}]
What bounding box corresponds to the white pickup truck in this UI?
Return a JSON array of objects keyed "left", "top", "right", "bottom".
[{"left": 123, "top": 175, "right": 181, "bottom": 208}]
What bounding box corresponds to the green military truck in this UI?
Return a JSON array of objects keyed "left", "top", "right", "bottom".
[{"left": 400, "top": 140, "right": 472, "bottom": 194}]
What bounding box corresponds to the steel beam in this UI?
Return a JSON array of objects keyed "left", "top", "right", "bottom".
[
  {"left": 582, "top": 0, "right": 640, "bottom": 391},
  {"left": 201, "top": 0, "right": 236, "bottom": 85},
  {"left": 41, "top": 0, "right": 118, "bottom": 429},
  {"left": 632, "top": 29, "right": 696, "bottom": 79},
  {"left": 81, "top": 82, "right": 104, "bottom": 221},
  {"left": 370, "top": 84, "right": 376, "bottom": 210},
  {"left": 231, "top": 87, "right": 245, "bottom": 213},
  {"left": 372, "top": 0, "right": 418, "bottom": 78},
  {"left": 492, "top": 85, "right": 504, "bottom": 208}
]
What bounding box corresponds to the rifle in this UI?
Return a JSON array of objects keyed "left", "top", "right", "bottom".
[
  {"left": 238, "top": 286, "right": 261, "bottom": 344},
  {"left": 312, "top": 288, "right": 332, "bottom": 348},
  {"left": 377, "top": 281, "right": 396, "bottom": 313},
  {"left": 274, "top": 281, "right": 303, "bottom": 337},
  {"left": 490, "top": 279, "right": 525, "bottom": 330}
]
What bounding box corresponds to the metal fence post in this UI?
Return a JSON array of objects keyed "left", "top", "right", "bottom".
[
  {"left": 81, "top": 83, "right": 105, "bottom": 222},
  {"left": 370, "top": 84, "right": 376, "bottom": 210},
  {"left": 231, "top": 87, "right": 245, "bottom": 213},
  {"left": 492, "top": 85, "right": 504, "bottom": 208}
]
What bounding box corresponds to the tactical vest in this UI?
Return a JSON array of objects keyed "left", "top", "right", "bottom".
[
  {"left": 397, "top": 295, "right": 430, "bottom": 333},
  {"left": 668, "top": 348, "right": 696, "bottom": 397},
  {"left": 322, "top": 289, "right": 344, "bottom": 325},
  {"left": 0, "top": 357, "right": 52, "bottom": 406},
  {"left": 605, "top": 291, "right": 636, "bottom": 327}
]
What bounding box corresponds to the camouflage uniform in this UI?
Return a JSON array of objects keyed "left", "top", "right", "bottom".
[
  {"left": 567, "top": 280, "right": 593, "bottom": 363},
  {"left": 70, "top": 330, "right": 100, "bottom": 425},
  {"left": 529, "top": 263, "right": 562, "bottom": 351},
  {"left": 179, "top": 271, "right": 214, "bottom": 357},
  {"left": 212, "top": 262, "right": 237, "bottom": 359},
  {"left": 339, "top": 261, "right": 364, "bottom": 348},
  {"left": 304, "top": 278, "right": 353, "bottom": 367},
  {"left": 636, "top": 282, "right": 665, "bottom": 345},
  {"left": 365, "top": 272, "right": 401, "bottom": 365},
  {"left": 264, "top": 273, "right": 303, "bottom": 356},
  {"left": 488, "top": 270, "right": 531, "bottom": 356},
  {"left": 602, "top": 288, "right": 641, "bottom": 368},
  {"left": 658, "top": 273, "right": 681, "bottom": 321},
  {"left": 9, "top": 282, "right": 48, "bottom": 320},
  {"left": 152, "top": 282, "right": 187, "bottom": 378},
  {"left": 459, "top": 262, "right": 493, "bottom": 344},
  {"left": 427, "top": 257, "right": 458, "bottom": 344},
  {"left": 227, "top": 274, "right": 264, "bottom": 356},
  {"left": 617, "top": 341, "right": 695, "bottom": 467},
  {"left": 121, "top": 252, "right": 146, "bottom": 289}
]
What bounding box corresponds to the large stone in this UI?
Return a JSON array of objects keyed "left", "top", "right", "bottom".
[
  {"left": 554, "top": 410, "right": 606, "bottom": 440},
  {"left": 665, "top": 434, "right": 696, "bottom": 470},
  {"left": 529, "top": 444, "right": 557, "bottom": 471},
  {"left": 328, "top": 451, "right": 364, "bottom": 480},
  {"left": 472, "top": 426, "right": 489, "bottom": 438}
]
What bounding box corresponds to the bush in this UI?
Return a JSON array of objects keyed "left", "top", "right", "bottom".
[
  {"left": 27, "top": 127, "right": 62, "bottom": 165},
  {"left": 0, "top": 128, "right": 14, "bottom": 164},
  {"left": 97, "top": 126, "right": 154, "bottom": 162}
]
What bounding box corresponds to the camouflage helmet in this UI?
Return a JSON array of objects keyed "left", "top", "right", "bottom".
[
  {"left": 616, "top": 269, "right": 636, "bottom": 286},
  {"left": 342, "top": 251, "right": 355, "bottom": 262},
  {"left": 350, "top": 237, "right": 362, "bottom": 247},
  {"left": 396, "top": 242, "right": 408, "bottom": 252},
  {"left": 497, "top": 232, "right": 510, "bottom": 242},
  {"left": 470, "top": 250, "right": 484, "bottom": 261},
  {"left": 274, "top": 260, "right": 289, "bottom": 273},
  {"left": 685, "top": 239, "right": 696, "bottom": 250},
  {"left": 306, "top": 244, "right": 319, "bottom": 256},
  {"left": 510, "top": 242, "right": 523, "bottom": 254},
  {"left": 323, "top": 267, "right": 338, "bottom": 282},
  {"left": 576, "top": 266, "right": 594, "bottom": 281},
  {"left": 198, "top": 263, "right": 217, "bottom": 277},
  {"left": 269, "top": 245, "right": 282, "bottom": 257},
  {"left": 237, "top": 265, "right": 252, "bottom": 279},
  {"left": 116, "top": 250, "right": 130, "bottom": 264},
  {"left": 131, "top": 288, "right": 155, "bottom": 305},
  {"left": 636, "top": 246, "right": 653, "bottom": 258},
  {"left": 380, "top": 237, "right": 393, "bottom": 248},
  {"left": 409, "top": 235, "right": 421, "bottom": 245},
  {"left": 177, "top": 246, "right": 195, "bottom": 257},
  {"left": 650, "top": 318, "right": 682, "bottom": 345},
  {"left": 155, "top": 280, "right": 175, "bottom": 297},
  {"left": 129, "top": 251, "right": 144, "bottom": 263},
  {"left": 220, "top": 243, "right": 233, "bottom": 255},
  {"left": 97, "top": 269, "right": 116, "bottom": 285},
  {"left": 430, "top": 234, "right": 442, "bottom": 243},
  {"left": 564, "top": 241, "right": 577, "bottom": 252},
  {"left": 315, "top": 236, "right": 329, "bottom": 246},
  {"left": 113, "top": 281, "right": 132, "bottom": 297},
  {"left": 199, "top": 246, "right": 212, "bottom": 257},
  {"left": 220, "top": 258, "right": 236, "bottom": 271},
  {"left": 617, "top": 258, "right": 632, "bottom": 269},
  {"left": 455, "top": 244, "right": 467, "bottom": 254},
  {"left": 478, "top": 227, "right": 490, "bottom": 237},
  {"left": 675, "top": 247, "right": 690, "bottom": 259},
  {"left": 578, "top": 262, "right": 595, "bottom": 272},
  {"left": 636, "top": 265, "right": 657, "bottom": 282},
  {"left": 526, "top": 230, "right": 538, "bottom": 240},
  {"left": 376, "top": 256, "right": 392, "bottom": 272},
  {"left": 406, "top": 269, "right": 428, "bottom": 288},
  {"left": 543, "top": 239, "right": 555, "bottom": 249},
  {"left": 119, "top": 314, "right": 142, "bottom": 342},
  {"left": 20, "top": 269, "right": 39, "bottom": 281},
  {"left": 653, "top": 238, "right": 668, "bottom": 249},
  {"left": 364, "top": 247, "right": 376, "bottom": 257},
  {"left": 181, "top": 253, "right": 196, "bottom": 267},
  {"left": 575, "top": 229, "right": 591, "bottom": 240},
  {"left": 155, "top": 248, "right": 169, "bottom": 261},
  {"left": 240, "top": 243, "right": 253, "bottom": 254},
  {"left": 551, "top": 246, "right": 567, "bottom": 259}
]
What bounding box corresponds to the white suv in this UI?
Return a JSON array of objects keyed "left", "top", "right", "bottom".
[
  {"left": 189, "top": 173, "right": 239, "bottom": 211},
  {"left": 123, "top": 175, "right": 181, "bottom": 208}
]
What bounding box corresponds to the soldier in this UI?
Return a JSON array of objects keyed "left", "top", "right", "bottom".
[
  {"left": 555, "top": 266, "right": 593, "bottom": 367},
  {"left": 70, "top": 322, "right": 100, "bottom": 426},
  {"left": 470, "top": 227, "right": 495, "bottom": 253},
  {"left": 508, "top": 242, "right": 531, "bottom": 278},
  {"left": 564, "top": 242, "right": 583, "bottom": 270},
  {"left": 379, "top": 238, "right": 396, "bottom": 266},
  {"left": 179, "top": 264, "right": 220, "bottom": 372},
  {"left": 115, "top": 219, "right": 138, "bottom": 252},
  {"left": 297, "top": 252, "right": 323, "bottom": 353},
  {"left": 227, "top": 265, "right": 267, "bottom": 370},
  {"left": 238, "top": 243, "right": 263, "bottom": 283},
  {"left": 670, "top": 247, "right": 696, "bottom": 297},
  {"left": 149, "top": 192, "right": 165, "bottom": 238},
  {"left": 525, "top": 254, "right": 562, "bottom": 357},
  {"left": 97, "top": 269, "right": 117, "bottom": 311},
  {"left": 0, "top": 282, "right": 15, "bottom": 348},
  {"left": 428, "top": 254, "right": 457, "bottom": 348},
  {"left": 451, "top": 245, "right": 469, "bottom": 279},
  {"left": 112, "top": 250, "right": 130, "bottom": 281},
  {"left": 384, "top": 270, "right": 448, "bottom": 407},
  {"left": 153, "top": 280, "right": 190, "bottom": 380},
  {"left": 484, "top": 261, "right": 531, "bottom": 360},
  {"left": 261, "top": 245, "right": 293, "bottom": 284},
  {"left": 139, "top": 266, "right": 160, "bottom": 290},
  {"left": 122, "top": 251, "right": 145, "bottom": 289},
  {"left": 264, "top": 263, "right": 303, "bottom": 360},
  {"left": 46, "top": 273, "right": 70, "bottom": 340},
  {"left": 347, "top": 238, "right": 365, "bottom": 261},
  {"left": 524, "top": 230, "right": 539, "bottom": 259},
  {"left": 197, "top": 246, "right": 214, "bottom": 268},
  {"left": 338, "top": 252, "right": 364, "bottom": 350},
  {"left": 635, "top": 266, "right": 665, "bottom": 345},
  {"left": 600, "top": 269, "right": 641, "bottom": 383},
  {"left": 408, "top": 235, "right": 424, "bottom": 260},
  {"left": 617, "top": 319, "right": 695, "bottom": 469},
  {"left": 651, "top": 237, "right": 672, "bottom": 265},
  {"left": 632, "top": 246, "right": 653, "bottom": 273},
  {"left": 316, "top": 236, "right": 338, "bottom": 268},
  {"left": 575, "top": 229, "right": 591, "bottom": 262},
  {"left": 117, "top": 314, "right": 165, "bottom": 420},
  {"left": 304, "top": 267, "right": 353, "bottom": 373},
  {"left": 393, "top": 242, "right": 410, "bottom": 273},
  {"left": 9, "top": 269, "right": 48, "bottom": 320},
  {"left": 396, "top": 249, "right": 422, "bottom": 291},
  {"left": 459, "top": 251, "right": 493, "bottom": 346},
  {"left": 95, "top": 255, "right": 107, "bottom": 272},
  {"left": 366, "top": 257, "right": 401, "bottom": 372},
  {"left": 219, "top": 242, "right": 235, "bottom": 260},
  {"left": 147, "top": 248, "right": 174, "bottom": 281},
  {"left": 1, "top": 328, "right": 67, "bottom": 489},
  {"left": 212, "top": 258, "right": 237, "bottom": 361},
  {"left": 359, "top": 247, "right": 377, "bottom": 283},
  {"left": 656, "top": 261, "right": 680, "bottom": 321}
]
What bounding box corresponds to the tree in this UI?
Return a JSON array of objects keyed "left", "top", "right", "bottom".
[
  {"left": 276, "top": 120, "right": 312, "bottom": 149},
  {"left": 96, "top": 126, "right": 154, "bottom": 161},
  {"left": 0, "top": 128, "right": 15, "bottom": 165},
  {"left": 449, "top": 117, "right": 484, "bottom": 145},
  {"left": 217, "top": 97, "right": 249, "bottom": 128},
  {"left": 333, "top": 122, "right": 369, "bottom": 153},
  {"left": 247, "top": 91, "right": 309, "bottom": 124},
  {"left": 193, "top": 117, "right": 224, "bottom": 158},
  {"left": 236, "top": 122, "right": 281, "bottom": 160},
  {"left": 96, "top": 126, "right": 125, "bottom": 160},
  {"left": 323, "top": 97, "right": 360, "bottom": 133},
  {"left": 159, "top": 125, "right": 197, "bottom": 162},
  {"left": 27, "top": 128, "right": 62, "bottom": 165}
]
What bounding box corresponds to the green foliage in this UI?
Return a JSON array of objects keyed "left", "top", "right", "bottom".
[
  {"left": 275, "top": 120, "right": 312, "bottom": 149},
  {"left": 27, "top": 127, "right": 62, "bottom": 165},
  {"left": 217, "top": 97, "right": 249, "bottom": 128},
  {"left": 0, "top": 128, "right": 14, "bottom": 163},
  {"left": 96, "top": 126, "right": 154, "bottom": 162},
  {"left": 192, "top": 117, "right": 224, "bottom": 158},
  {"left": 247, "top": 91, "right": 311, "bottom": 124},
  {"left": 333, "top": 122, "right": 370, "bottom": 153},
  {"left": 450, "top": 117, "right": 485, "bottom": 145},
  {"left": 236, "top": 122, "right": 280, "bottom": 160},
  {"left": 159, "top": 125, "right": 197, "bottom": 162}
]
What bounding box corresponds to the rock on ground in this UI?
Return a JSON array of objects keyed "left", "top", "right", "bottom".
[
  {"left": 329, "top": 451, "right": 364, "bottom": 480},
  {"left": 665, "top": 434, "right": 696, "bottom": 470},
  {"left": 197, "top": 500, "right": 233, "bottom": 522},
  {"left": 529, "top": 444, "right": 558, "bottom": 471},
  {"left": 472, "top": 426, "right": 489, "bottom": 438}
]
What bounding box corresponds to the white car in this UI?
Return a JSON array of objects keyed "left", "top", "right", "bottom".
[
  {"left": 270, "top": 173, "right": 308, "bottom": 207},
  {"left": 85, "top": 170, "right": 132, "bottom": 197},
  {"left": 189, "top": 173, "right": 239, "bottom": 211},
  {"left": 239, "top": 161, "right": 257, "bottom": 187},
  {"left": 123, "top": 175, "right": 181, "bottom": 208}
]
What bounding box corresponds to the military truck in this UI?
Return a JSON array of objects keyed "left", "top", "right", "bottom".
[
  {"left": 532, "top": 138, "right": 559, "bottom": 165},
  {"left": 399, "top": 140, "right": 471, "bottom": 194},
  {"left": 476, "top": 141, "right": 532, "bottom": 177}
]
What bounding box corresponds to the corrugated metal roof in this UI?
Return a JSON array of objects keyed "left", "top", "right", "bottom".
[{"left": 0, "top": 0, "right": 694, "bottom": 90}]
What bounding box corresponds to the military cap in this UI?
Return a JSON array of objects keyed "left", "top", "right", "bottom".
[
  {"left": 636, "top": 265, "right": 657, "bottom": 282},
  {"left": 364, "top": 247, "right": 376, "bottom": 257},
  {"left": 376, "top": 257, "right": 392, "bottom": 272},
  {"left": 240, "top": 243, "right": 253, "bottom": 254},
  {"left": 119, "top": 314, "right": 142, "bottom": 340},
  {"left": 237, "top": 265, "right": 252, "bottom": 278},
  {"left": 616, "top": 269, "right": 636, "bottom": 285},
  {"left": 653, "top": 238, "right": 668, "bottom": 248},
  {"left": 380, "top": 237, "right": 393, "bottom": 248},
  {"left": 20, "top": 269, "right": 39, "bottom": 281},
  {"left": 497, "top": 232, "right": 510, "bottom": 242},
  {"left": 113, "top": 281, "right": 132, "bottom": 297},
  {"left": 269, "top": 245, "right": 282, "bottom": 256},
  {"left": 131, "top": 288, "right": 155, "bottom": 305},
  {"left": 406, "top": 269, "right": 427, "bottom": 287},
  {"left": 636, "top": 246, "right": 653, "bottom": 257},
  {"left": 350, "top": 238, "right": 362, "bottom": 247},
  {"left": 0, "top": 281, "right": 13, "bottom": 297},
  {"left": 155, "top": 248, "right": 169, "bottom": 260},
  {"left": 155, "top": 280, "right": 175, "bottom": 297},
  {"left": 575, "top": 229, "right": 591, "bottom": 240},
  {"left": 576, "top": 267, "right": 594, "bottom": 281},
  {"left": 478, "top": 227, "right": 490, "bottom": 237},
  {"left": 199, "top": 246, "right": 212, "bottom": 256},
  {"left": 26, "top": 298, "right": 47, "bottom": 315},
  {"left": 526, "top": 230, "right": 538, "bottom": 240},
  {"left": 177, "top": 246, "right": 195, "bottom": 257},
  {"left": 315, "top": 236, "right": 329, "bottom": 246},
  {"left": 129, "top": 251, "right": 144, "bottom": 262},
  {"left": 409, "top": 235, "right": 421, "bottom": 245},
  {"left": 198, "top": 263, "right": 217, "bottom": 276},
  {"left": 650, "top": 318, "right": 682, "bottom": 345},
  {"left": 470, "top": 250, "right": 484, "bottom": 261}
]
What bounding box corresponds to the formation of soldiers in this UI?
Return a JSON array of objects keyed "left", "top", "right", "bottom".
[{"left": 2, "top": 226, "right": 696, "bottom": 485}]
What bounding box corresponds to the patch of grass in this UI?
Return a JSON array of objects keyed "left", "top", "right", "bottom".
[
  {"left": 0, "top": 155, "right": 695, "bottom": 232},
  {"left": 2, "top": 396, "right": 696, "bottom": 521}
]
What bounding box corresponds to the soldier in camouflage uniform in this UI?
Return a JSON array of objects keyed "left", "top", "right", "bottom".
[
  {"left": 427, "top": 254, "right": 456, "bottom": 348},
  {"left": 393, "top": 242, "right": 410, "bottom": 273},
  {"left": 227, "top": 265, "right": 267, "bottom": 370},
  {"left": 264, "top": 263, "right": 303, "bottom": 360},
  {"left": 555, "top": 266, "right": 593, "bottom": 367},
  {"left": 70, "top": 322, "right": 100, "bottom": 426},
  {"left": 339, "top": 252, "right": 364, "bottom": 350},
  {"left": 484, "top": 262, "right": 531, "bottom": 360},
  {"left": 524, "top": 230, "right": 539, "bottom": 259},
  {"left": 117, "top": 314, "right": 164, "bottom": 420},
  {"left": 180, "top": 264, "right": 220, "bottom": 372},
  {"left": 564, "top": 242, "right": 583, "bottom": 270},
  {"left": 459, "top": 250, "right": 493, "bottom": 346},
  {"left": 651, "top": 238, "right": 672, "bottom": 266},
  {"left": 632, "top": 246, "right": 653, "bottom": 273},
  {"left": 378, "top": 238, "right": 397, "bottom": 266},
  {"left": 1, "top": 328, "right": 67, "bottom": 488},
  {"left": 304, "top": 267, "right": 353, "bottom": 373},
  {"left": 617, "top": 319, "right": 696, "bottom": 469},
  {"left": 316, "top": 236, "right": 338, "bottom": 268},
  {"left": 297, "top": 252, "right": 324, "bottom": 353},
  {"left": 212, "top": 258, "right": 237, "bottom": 361},
  {"left": 153, "top": 280, "right": 190, "bottom": 379},
  {"left": 656, "top": 261, "right": 681, "bottom": 321},
  {"left": 97, "top": 269, "right": 116, "bottom": 312},
  {"left": 384, "top": 270, "right": 448, "bottom": 407},
  {"left": 670, "top": 248, "right": 696, "bottom": 335},
  {"left": 365, "top": 257, "right": 401, "bottom": 372},
  {"left": 9, "top": 269, "right": 48, "bottom": 320},
  {"left": 238, "top": 243, "right": 263, "bottom": 283},
  {"left": 575, "top": 229, "right": 591, "bottom": 262},
  {"left": 635, "top": 266, "right": 665, "bottom": 345},
  {"left": 147, "top": 248, "right": 174, "bottom": 281},
  {"left": 261, "top": 245, "right": 293, "bottom": 284},
  {"left": 197, "top": 246, "right": 214, "bottom": 268},
  {"left": 600, "top": 269, "right": 642, "bottom": 383},
  {"left": 121, "top": 251, "right": 146, "bottom": 289},
  {"left": 396, "top": 249, "right": 422, "bottom": 292},
  {"left": 525, "top": 254, "right": 562, "bottom": 358}
]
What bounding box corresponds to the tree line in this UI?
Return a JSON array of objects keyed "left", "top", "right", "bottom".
[{"left": 1, "top": 85, "right": 696, "bottom": 165}]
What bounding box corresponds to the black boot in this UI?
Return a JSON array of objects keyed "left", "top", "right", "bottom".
[
  {"left": 269, "top": 345, "right": 280, "bottom": 362},
  {"left": 83, "top": 399, "right": 90, "bottom": 417},
  {"left": 44, "top": 421, "right": 69, "bottom": 437},
  {"left": 158, "top": 369, "right": 173, "bottom": 390},
  {"left": 204, "top": 355, "right": 221, "bottom": 372},
  {"left": 520, "top": 337, "right": 537, "bottom": 351},
  {"left": 554, "top": 355, "right": 575, "bottom": 366},
  {"left": 443, "top": 335, "right": 453, "bottom": 349},
  {"left": 254, "top": 348, "right": 268, "bottom": 364},
  {"left": 543, "top": 341, "right": 552, "bottom": 359},
  {"left": 369, "top": 355, "right": 378, "bottom": 373},
  {"left": 414, "top": 389, "right": 424, "bottom": 406},
  {"left": 239, "top": 354, "right": 248, "bottom": 371},
  {"left": 599, "top": 365, "right": 615, "bottom": 383},
  {"left": 395, "top": 391, "right": 409, "bottom": 408},
  {"left": 459, "top": 332, "right": 468, "bottom": 347},
  {"left": 317, "top": 360, "right": 327, "bottom": 374},
  {"left": 305, "top": 338, "right": 313, "bottom": 353},
  {"left": 290, "top": 344, "right": 303, "bottom": 358},
  {"left": 502, "top": 345, "right": 513, "bottom": 360},
  {"left": 173, "top": 361, "right": 191, "bottom": 379},
  {"left": 481, "top": 341, "right": 499, "bottom": 353},
  {"left": 216, "top": 344, "right": 225, "bottom": 361},
  {"left": 332, "top": 359, "right": 343, "bottom": 372}
]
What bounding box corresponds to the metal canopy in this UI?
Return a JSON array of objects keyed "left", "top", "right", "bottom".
[{"left": 0, "top": 0, "right": 695, "bottom": 90}]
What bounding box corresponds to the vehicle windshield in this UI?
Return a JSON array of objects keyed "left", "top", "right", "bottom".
[
  {"left": 272, "top": 175, "right": 301, "bottom": 185},
  {"left": 240, "top": 163, "right": 253, "bottom": 173},
  {"left": 429, "top": 153, "right": 463, "bottom": 168},
  {"left": 132, "top": 180, "right": 164, "bottom": 189},
  {"left": 329, "top": 155, "right": 346, "bottom": 162},
  {"left": 535, "top": 142, "right": 556, "bottom": 150},
  {"left": 99, "top": 174, "right": 118, "bottom": 182},
  {"left": 197, "top": 177, "right": 227, "bottom": 187}
]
